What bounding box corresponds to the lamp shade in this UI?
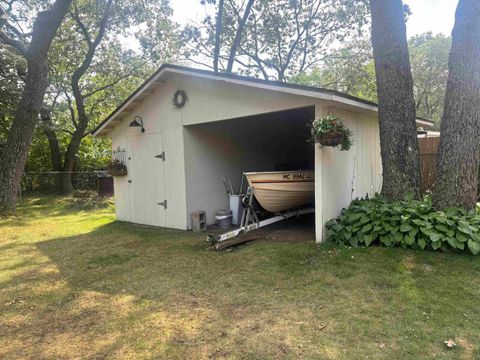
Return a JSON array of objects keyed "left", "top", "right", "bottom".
[{"left": 129, "top": 116, "right": 145, "bottom": 132}]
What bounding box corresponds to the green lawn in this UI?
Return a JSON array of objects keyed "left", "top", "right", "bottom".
[{"left": 1, "top": 197, "right": 479, "bottom": 359}]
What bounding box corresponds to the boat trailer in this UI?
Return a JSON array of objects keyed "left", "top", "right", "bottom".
[{"left": 207, "top": 187, "right": 314, "bottom": 250}]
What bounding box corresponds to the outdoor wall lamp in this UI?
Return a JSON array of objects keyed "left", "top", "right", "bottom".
[{"left": 129, "top": 115, "right": 145, "bottom": 133}]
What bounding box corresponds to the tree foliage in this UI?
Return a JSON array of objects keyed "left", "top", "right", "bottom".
[
  {"left": 409, "top": 33, "right": 450, "bottom": 126},
  {"left": 292, "top": 38, "right": 377, "bottom": 102},
  {"left": 186, "top": 0, "right": 369, "bottom": 81},
  {"left": 293, "top": 32, "right": 450, "bottom": 126},
  {"left": 0, "top": 44, "right": 25, "bottom": 149},
  {"left": 34, "top": 0, "right": 179, "bottom": 192}
]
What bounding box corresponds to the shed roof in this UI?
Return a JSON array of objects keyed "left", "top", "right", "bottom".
[{"left": 92, "top": 63, "right": 434, "bottom": 137}]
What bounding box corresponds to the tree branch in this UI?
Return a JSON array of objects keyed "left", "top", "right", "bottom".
[
  {"left": 213, "top": 0, "right": 225, "bottom": 72},
  {"left": 70, "top": 0, "right": 113, "bottom": 130},
  {"left": 69, "top": 5, "right": 92, "bottom": 46},
  {"left": 64, "top": 90, "right": 77, "bottom": 129},
  {"left": 0, "top": 31, "right": 27, "bottom": 55},
  {"left": 82, "top": 58, "right": 150, "bottom": 99},
  {"left": 226, "top": 0, "right": 254, "bottom": 73},
  {"left": 0, "top": 6, "right": 27, "bottom": 55}
]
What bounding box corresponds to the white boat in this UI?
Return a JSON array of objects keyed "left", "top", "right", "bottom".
[{"left": 244, "top": 170, "right": 314, "bottom": 213}]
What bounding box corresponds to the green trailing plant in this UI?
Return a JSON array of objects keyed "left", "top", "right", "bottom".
[
  {"left": 311, "top": 115, "right": 353, "bottom": 151},
  {"left": 326, "top": 196, "right": 480, "bottom": 255}
]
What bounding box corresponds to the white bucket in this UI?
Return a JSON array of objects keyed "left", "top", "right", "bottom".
[{"left": 215, "top": 209, "right": 232, "bottom": 229}]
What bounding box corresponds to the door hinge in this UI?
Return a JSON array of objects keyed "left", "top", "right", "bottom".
[
  {"left": 155, "top": 151, "right": 165, "bottom": 161},
  {"left": 158, "top": 200, "right": 167, "bottom": 209}
]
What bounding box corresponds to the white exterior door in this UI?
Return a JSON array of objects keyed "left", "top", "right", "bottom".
[{"left": 127, "top": 133, "right": 166, "bottom": 227}]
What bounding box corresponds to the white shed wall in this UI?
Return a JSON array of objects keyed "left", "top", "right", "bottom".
[
  {"left": 183, "top": 126, "right": 275, "bottom": 226},
  {"left": 315, "top": 107, "right": 382, "bottom": 242},
  {"left": 176, "top": 74, "right": 316, "bottom": 126},
  {"left": 107, "top": 72, "right": 382, "bottom": 239},
  {"left": 109, "top": 78, "right": 188, "bottom": 230}
]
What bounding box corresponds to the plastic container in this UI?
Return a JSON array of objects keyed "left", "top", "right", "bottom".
[
  {"left": 229, "top": 194, "right": 243, "bottom": 226},
  {"left": 215, "top": 209, "right": 232, "bottom": 229}
]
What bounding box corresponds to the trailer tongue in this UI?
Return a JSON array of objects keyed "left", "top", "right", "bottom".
[{"left": 207, "top": 187, "right": 314, "bottom": 250}]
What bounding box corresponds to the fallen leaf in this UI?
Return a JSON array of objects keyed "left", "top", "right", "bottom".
[
  {"left": 444, "top": 339, "right": 456, "bottom": 348},
  {"left": 318, "top": 324, "right": 327, "bottom": 331}
]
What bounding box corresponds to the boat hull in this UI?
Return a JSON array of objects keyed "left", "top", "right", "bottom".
[{"left": 244, "top": 171, "right": 314, "bottom": 213}]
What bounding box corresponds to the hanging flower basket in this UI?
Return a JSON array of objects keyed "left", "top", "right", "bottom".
[
  {"left": 311, "top": 115, "right": 353, "bottom": 151},
  {"left": 106, "top": 160, "right": 128, "bottom": 177},
  {"left": 317, "top": 131, "right": 345, "bottom": 147}
]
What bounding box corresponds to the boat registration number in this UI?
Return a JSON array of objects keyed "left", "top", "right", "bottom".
[{"left": 282, "top": 172, "right": 313, "bottom": 180}]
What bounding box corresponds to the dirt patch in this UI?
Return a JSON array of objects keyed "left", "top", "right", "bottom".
[
  {"left": 457, "top": 338, "right": 476, "bottom": 359},
  {"left": 237, "top": 213, "right": 315, "bottom": 244},
  {"left": 402, "top": 255, "right": 416, "bottom": 270},
  {"left": 207, "top": 213, "right": 315, "bottom": 249}
]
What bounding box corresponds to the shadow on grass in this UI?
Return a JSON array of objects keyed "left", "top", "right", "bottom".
[
  {"left": 30, "top": 220, "right": 480, "bottom": 303},
  {"left": 0, "top": 220, "right": 338, "bottom": 358},
  {"left": 2, "top": 216, "right": 480, "bottom": 359}
]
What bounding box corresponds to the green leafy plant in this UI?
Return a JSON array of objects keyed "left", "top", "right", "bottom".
[
  {"left": 106, "top": 159, "right": 127, "bottom": 177},
  {"left": 311, "top": 115, "right": 353, "bottom": 151},
  {"left": 326, "top": 196, "right": 480, "bottom": 255}
]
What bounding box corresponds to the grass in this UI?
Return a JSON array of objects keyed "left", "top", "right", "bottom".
[{"left": 1, "top": 197, "right": 480, "bottom": 359}]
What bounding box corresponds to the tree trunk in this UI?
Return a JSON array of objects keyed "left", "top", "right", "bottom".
[
  {"left": 433, "top": 0, "right": 480, "bottom": 210},
  {"left": 0, "top": 59, "right": 47, "bottom": 207},
  {"left": 40, "top": 109, "right": 63, "bottom": 192},
  {"left": 213, "top": 0, "right": 225, "bottom": 72},
  {"left": 43, "top": 127, "right": 62, "bottom": 172},
  {"left": 226, "top": 0, "right": 254, "bottom": 73},
  {"left": 369, "top": 0, "right": 421, "bottom": 200},
  {"left": 61, "top": 128, "right": 85, "bottom": 194},
  {"left": 0, "top": 0, "right": 72, "bottom": 210},
  {"left": 61, "top": 169, "right": 74, "bottom": 194},
  {"left": 58, "top": 0, "right": 112, "bottom": 194}
]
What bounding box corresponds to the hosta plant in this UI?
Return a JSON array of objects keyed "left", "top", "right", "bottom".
[{"left": 326, "top": 196, "right": 480, "bottom": 255}]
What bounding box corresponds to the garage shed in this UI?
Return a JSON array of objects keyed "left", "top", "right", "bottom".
[{"left": 93, "top": 64, "right": 433, "bottom": 242}]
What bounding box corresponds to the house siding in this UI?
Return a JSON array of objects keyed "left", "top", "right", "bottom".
[{"left": 315, "top": 107, "right": 382, "bottom": 241}]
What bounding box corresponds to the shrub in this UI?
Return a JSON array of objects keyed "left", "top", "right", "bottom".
[{"left": 326, "top": 196, "right": 480, "bottom": 255}]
